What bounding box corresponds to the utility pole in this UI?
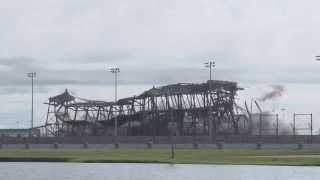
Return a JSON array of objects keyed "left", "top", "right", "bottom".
[
  {"left": 109, "top": 67, "right": 120, "bottom": 143},
  {"left": 27, "top": 72, "right": 36, "bottom": 130}
]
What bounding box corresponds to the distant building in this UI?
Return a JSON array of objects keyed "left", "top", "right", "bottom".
[{"left": 0, "top": 129, "right": 40, "bottom": 137}]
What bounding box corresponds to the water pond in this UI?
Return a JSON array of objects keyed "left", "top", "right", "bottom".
[{"left": 0, "top": 163, "right": 319, "bottom": 180}]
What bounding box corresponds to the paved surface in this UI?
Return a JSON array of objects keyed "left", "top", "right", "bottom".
[{"left": 1, "top": 143, "right": 320, "bottom": 150}]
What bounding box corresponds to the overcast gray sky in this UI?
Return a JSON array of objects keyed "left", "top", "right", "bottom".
[
  {"left": 1, "top": 0, "right": 320, "bottom": 85},
  {"left": 1, "top": 0, "right": 320, "bottom": 131}
]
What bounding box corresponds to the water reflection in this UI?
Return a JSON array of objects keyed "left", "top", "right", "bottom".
[{"left": 0, "top": 163, "right": 319, "bottom": 180}]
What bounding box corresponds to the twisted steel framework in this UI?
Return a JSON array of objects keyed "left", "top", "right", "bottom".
[{"left": 38, "top": 80, "right": 250, "bottom": 137}]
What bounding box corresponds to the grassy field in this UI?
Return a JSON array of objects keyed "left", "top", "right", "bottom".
[{"left": 0, "top": 149, "right": 320, "bottom": 166}]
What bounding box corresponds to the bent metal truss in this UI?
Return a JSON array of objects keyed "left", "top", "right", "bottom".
[{"left": 40, "top": 80, "right": 248, "bottom": 137}]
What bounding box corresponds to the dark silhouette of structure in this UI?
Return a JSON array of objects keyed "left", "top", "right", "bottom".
[{"left": 37, "top": 80, "right": 252, "bottom": 137}]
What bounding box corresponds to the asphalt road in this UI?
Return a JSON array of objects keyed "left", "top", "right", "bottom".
[{"left": 1, "top": 143, "right": 320, "bottom": 149}]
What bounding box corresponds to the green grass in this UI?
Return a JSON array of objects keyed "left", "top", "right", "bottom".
[{"left": 1, "top": 149, "right": 320, "bottom": 166}]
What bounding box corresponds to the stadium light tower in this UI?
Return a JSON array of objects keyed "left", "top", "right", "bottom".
[
  {"left": 109, "top": 67, "right": 120, "bottom": 141},
  {"left": 27, "top": 72, "right": 36, "bottom": 129},
  {"left": 204, "top": 60, "right": 216, "bottom": 138},
  {"left": 204, "top": 60, "right": 215, "bottom": 81}
]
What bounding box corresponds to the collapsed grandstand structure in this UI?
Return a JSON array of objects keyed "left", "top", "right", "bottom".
[{"left": 36, "top": 80, "right": 258, "bottom": 137}]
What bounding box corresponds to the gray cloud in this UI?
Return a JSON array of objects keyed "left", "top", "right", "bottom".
[
  {"left": 0, "top": 87, "right": 29, "bottom": 95},
  {"left": 67, "top": 50, "right": 132, "bottom": 63},
  {"left": 0, "top": 57, "right": 38, "bottom": 70},
  {"left": 0, "top": 1, "right": 320, "bottom": 88},
  {"left": 0, "top": 86, "right": 49, "bottom": 95},
  {"left": 1, "top": 56, "right": 320, "bottom": 89}
]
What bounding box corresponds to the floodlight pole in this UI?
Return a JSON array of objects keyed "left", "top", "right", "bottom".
[
  {"left": 27, "top": 72, "right": 36, "bottom": 130},
  {"left": 110, "top": 68, "right": 120, "bottom": 143},
  {"left": 205, "top": 61, "right": 215, "bottom": 81},
  {"left": 204, "top": 60, "right": 216, "bottom": 139}
]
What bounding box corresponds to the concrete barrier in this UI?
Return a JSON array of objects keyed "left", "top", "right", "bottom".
[{"left": 1, "top": 135, "right": 320, "bottom": 145}]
